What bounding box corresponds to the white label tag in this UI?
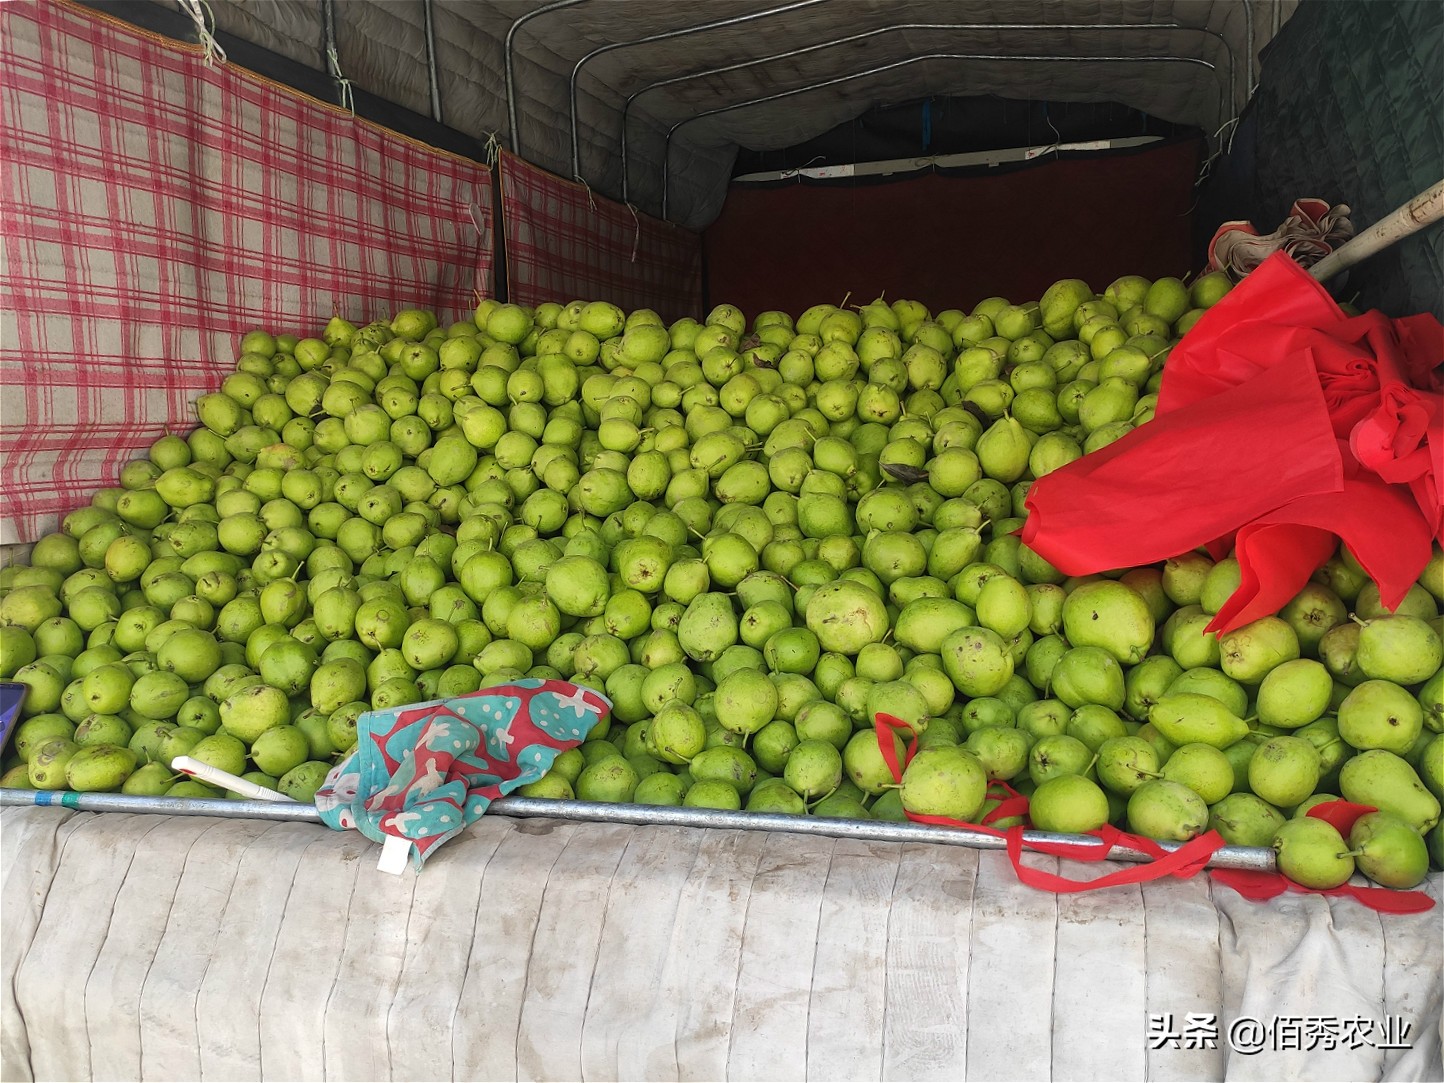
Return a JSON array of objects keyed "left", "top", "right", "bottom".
[{"left": 378, "top": 834, "right": 411, "bottom": 875}]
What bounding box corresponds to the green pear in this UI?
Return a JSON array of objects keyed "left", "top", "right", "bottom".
[
  {"left": 1293, "top": 716, "right": 1350, "bottom": 779},
  {"left": 1161, "top": 552, "right": 1214, "bottom": 607},
  {"left": 1346, "top": 811, "right": 1430, "bottom": 889},
  {"left": 1420, "top": 669, "right": 1443, "bottom": 733},
  {"left": 1292, "top": 793, "right": 1342, "bottom": 818},
  {"left": 1256, "top": 659, "right": 1332, "bottom": 729},
  {"left": 964, "top": 726, "right": 1032, "bottom": 781},
  {"left": 1028, "top": 733, "right": 1094, "bottom": 786},
  {"left": 1420, "top": 733, "right": 1444, "bottom": 801},
  {"left": 1135, "top": 722, "right": 1178, "bottom": 765},
  {"left": 677, "top": 592, "right": 739, "bottom": 662},
  {"left": 1278, "top": 582, "right": 1348, "bottom": 657},
  {"left": 1312, "top": 552, "right": 1367, "bottom": 605},
  {"left": 1220, "top": 737, "right": 1257, "bottom": 795},
  {"left": 1355, "top": 615, "right": 1443, "bottom": 685},
  {"left": 1166, "top": 667, "right": 1248, "bottom": 718},
  {"left": 1017, "top": 698, "right": 1070, "bottom": 741},
  {"left": 941, "top": 626, "right": 1015, "bottom": 698},
  {"left": 1029, "top": 774, "right": 1109, "bottom": 834},
  {"left": 1123, "top": 655, "right": 1183, "bottom": 721},
  {"left": 1318, "top": 622, "right": 1365, "bottom": 686},
  {"left": 1273, "top": 817, "right": 1355, "bottom": 889},
  {"left": 1207, "top": 793, "right": 1285, "bottom": 847},
  {"left": 1218, "top": 616, "right": 1300, "bottom": 684},
  {"left": 1163, "top": 605, "right": 1221, "bottom": 668},
  {"left": 1340, "top": 750, "right": 1441, "bottom": 832},
  {"left": 1039, "top": 279, "right": 1095, "bottom": 339},
  {"left": 1062, "top": 580, "right": 1155, "bottom": 665},
  {"left": 900, "top": 746, "right": 987, "bottom": 821},
  {"left": 1356, "top": 581, "right": 1439, "bottom": 621},
  {"left": 1064, "top": 704, "right": 1129, "bottom": 752},
  {"left": 1095, "top": 735, "right": 1161, "bottom": 796},
  {"left": 1148, "top": 693, "right": 1248, "bottom": 749},
  {"left": 1199, "top": 557, "right": 1241, "bottom": 615},
  {"left": 1077, "top": 378, "right": 1138, "bottom": 434},
  {"left": 1247, "top": 736, "right": 1322, "bottom": 808},
  {"left": 1049, "top": 646, "right": 1126, "bottom": 710},
  {"left": 975, "top": 417, "right": 1032, "bottom": 483},
  {"left": 1418, "top": 547, "right": 1444, "bottom": 603},
  {"left": 1161, "top": 742, "right": 1234, "bottom": 804},
  {"left": 1127, "top": 779, "right": 1208, "bottom": 841},
  {"left": 1337, "top": 679, "right": 1423, "bottom": 755}
]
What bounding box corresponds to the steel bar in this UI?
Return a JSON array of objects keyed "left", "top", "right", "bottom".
[
  {"left": 504, "top": 0, "right": 587, "bottom": 155},
  {"left": 1, "top": 788, "right": 324, "bottom": 822},
  {"left": 619, "top": 21, "right": 1235, "bottom": 202},
  {"left": 320, "top": 0, "right": 342, "bottom": 108},
  {"left": 0, "top": 788, "right": 1276, "bottom": 872},
  {"left": 1242, "top": 0, "right": 1256, "bottom": 96},
  {"left": 491, "top": 797, "right": 1279, "bottom": 872},
  {"left": 1310, "top": 178, "right": 1444, "bottom": 282},
  {"left": 731, "top": 135, "right": 1163, "bottom": 184},
  {"left": 568, "top": 0, "right": 829, "bottom": 181},
  {"left": 421, "top": 0, "right": 443, "bottom": 124},
  {"left": 661, "top": 52, "right": 1222, "bottom": 219}
]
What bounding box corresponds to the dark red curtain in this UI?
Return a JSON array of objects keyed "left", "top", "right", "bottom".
[{"left": 704, "top": 138, "right": 1202, "bottom": 315}]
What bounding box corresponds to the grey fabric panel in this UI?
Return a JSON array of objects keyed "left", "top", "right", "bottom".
[
  {"left": 201, "top": 0, "right": 324, "bottom": 71},
  {"left": 332, "top": 0, "right": 432, "bottom": 117},
  {"left": 1244, "top": 0, "right": 1443, "bottom": 319},
  {"left": 140, "top": 0, "right": 1295, "bottom": 229},
  {"left": 2, "top": 806, "right": 1442, "bottom": 1082},
  {"left": 430, "top": 2, "right": 512, "bottom": 142}
]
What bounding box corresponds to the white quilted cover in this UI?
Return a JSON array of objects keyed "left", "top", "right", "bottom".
[{"left": 2, "top": 806, "right": 1439, "bottom": 1081}]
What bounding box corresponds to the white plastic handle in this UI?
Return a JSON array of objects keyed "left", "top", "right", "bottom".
[{"left": 170, "top": 756, "right": 297, "bottom": 803}]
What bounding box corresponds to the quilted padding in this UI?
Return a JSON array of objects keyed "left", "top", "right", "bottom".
[{"left": 1245, "top": 0, "right": 1443, "bottom": 318}]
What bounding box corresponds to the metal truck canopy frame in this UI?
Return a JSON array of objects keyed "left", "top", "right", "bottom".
[{"left": 135, "top": 0, "right": 1296, "bottom": 229}]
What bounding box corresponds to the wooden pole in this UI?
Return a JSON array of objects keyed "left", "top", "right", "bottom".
[{"left": 1310, "top": 178, "right": 1444, "bottom": 282}]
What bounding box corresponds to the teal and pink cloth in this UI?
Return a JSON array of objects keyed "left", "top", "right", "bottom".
[{"left": 315, "top": 679, "right": 611, "bottom": 869}]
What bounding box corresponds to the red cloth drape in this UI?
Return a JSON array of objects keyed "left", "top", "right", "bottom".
[{"left": 1023, "top": 253, "right": 1443, "bottom": 632}]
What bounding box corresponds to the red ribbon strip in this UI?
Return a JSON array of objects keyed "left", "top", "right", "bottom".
[{"left": 872, "top": 715, "right": 1435, "bottom": 913}]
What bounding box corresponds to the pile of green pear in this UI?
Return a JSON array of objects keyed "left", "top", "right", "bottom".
[{"left": 1, "top": 270, "right": 1440, "bottom": 893}]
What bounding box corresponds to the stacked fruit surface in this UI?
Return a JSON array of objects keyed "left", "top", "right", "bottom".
[{"left": 1, "top": 273, "right": 1440, "bottom": 892}]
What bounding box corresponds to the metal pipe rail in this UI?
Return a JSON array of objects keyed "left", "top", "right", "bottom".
[
  {"left": 505, "top": 0, "right": 588, "bottom": 155},
  {"left": 564, "top": 0, "right": 831, "bottom": 183},
  {"left": 660, "top": 52, "right": 1223, "bottom": 219},
  {"left": 616, "top": 22, "right": 1237, "bottom": 203},
  {"left": 320, "top": 0, "right": 342, "bottom": 108},
  {"left": 0, "top": 787, "right": 1277, "bottom": 872},
  {"left": 421, "top": 0, "right": 443, "bottom": 125}
]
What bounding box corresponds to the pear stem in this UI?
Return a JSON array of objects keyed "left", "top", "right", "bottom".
[{"left": 806, "top": 784, "right": 840, "bottom": 810}]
